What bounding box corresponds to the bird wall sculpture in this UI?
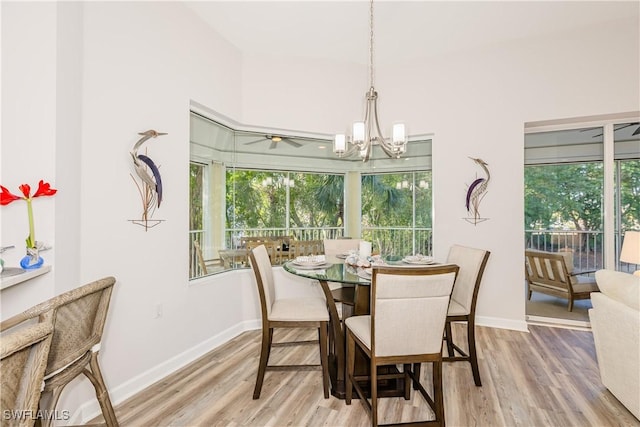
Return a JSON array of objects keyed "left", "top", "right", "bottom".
[
  {"left": 465, "top": 157, "right": 490, "bottom": 225},
  {"left": 130, "top": 129, "right": 166, "bottom": 230}
]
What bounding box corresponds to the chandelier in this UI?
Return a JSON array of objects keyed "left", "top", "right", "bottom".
[{"left": 333, "top": 0, "right": 407, "bottom": 162}]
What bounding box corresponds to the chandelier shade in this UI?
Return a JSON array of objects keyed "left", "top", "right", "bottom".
[{"left": 333, "top": 0, "right": 408, "bottom": 162}]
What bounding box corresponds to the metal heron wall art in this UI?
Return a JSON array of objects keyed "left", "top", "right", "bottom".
[
  {"left": 464, "top": 157, "right": 490, "bottom": 225},
  {"left": 129, "top": 129, "right": 166, "bottom": 230}
]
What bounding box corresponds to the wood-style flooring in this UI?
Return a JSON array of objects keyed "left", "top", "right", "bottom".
[{"left": 90, "top": 324, "right": 639, "bottom": 426}]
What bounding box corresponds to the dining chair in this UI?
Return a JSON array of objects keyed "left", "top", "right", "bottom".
[
  {"left": 193, "top": 240, "right": 209, "bottom": 275},
  {"left": 246, "top": 240, "right": 279, "bottom": 265},
  {"left": 345, "top": 264, "right": 459, "bottom": 427},
  {"left": 322, "top": 238, "right": 361, "bottom": 258},
  {"left": 1, "top": 322, "right": 54, "bottom": 427},
  {"left": 0, "top": 276, "right": 119, "bottom": 427},
  {"left": 248, "top": 245, "right": 330, "bottom": 399},
  {"left": 443, "top": 245, "right": 490, "bottom": 387},
  {"left": 322, "top": 238, "right": 362, "bottom": 315}
]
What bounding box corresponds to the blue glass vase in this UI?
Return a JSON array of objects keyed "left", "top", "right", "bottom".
[{"left": 20, "top": 247, "right": 43, "bottom": 270}]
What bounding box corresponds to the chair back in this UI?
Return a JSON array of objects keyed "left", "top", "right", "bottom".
[
  {"left": 371, "top": 265, "right": 458, "bottom": 357},
  {"left": 525, "top": 249, "right": 574, "bottom": 289},
  {"left": 247, "top": 240, "right": 279, "bottom": 265},
  {"left": 447, "top": 245, "right": 491, "bottom": 315},
  {"left": 0, "top": 277, "right": 116, "bottom": 378},
  {"left": 249, "top": 245, "right": 277, "bottom": 319},
  {"left": 289, "top": 240, "right": 323, "bottom": 258},
  {"left": 323, "top": 239, "right": 361, "bottom": 257},
  {"left": 1, "top": 322, "right": 53, "bottom": 426},
  {"left": 194, "top": 240, "right": 208, "bottom": 274}
]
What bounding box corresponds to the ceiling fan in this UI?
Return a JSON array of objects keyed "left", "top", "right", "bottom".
[
  {"left": 243, "top": 135, "right": 303, "bottom": 150},
  {"left": 583, "top": 122, "right": 640, "bottom": 138}
]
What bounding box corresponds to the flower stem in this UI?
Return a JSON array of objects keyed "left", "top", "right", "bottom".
[{"left": 26, "top": 199, "right": 35, "bottom": 248}]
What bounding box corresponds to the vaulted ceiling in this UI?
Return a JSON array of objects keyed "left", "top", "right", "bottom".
[{"left": 185, "top": 1, "right": 638, "bottom": 64}]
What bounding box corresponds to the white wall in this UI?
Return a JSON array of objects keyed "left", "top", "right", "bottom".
[
  {"left": 1, "top": 1, "right": 638, "bottom": 424},
  {"left": 240, "top": 16, "right": 640, "bottom": 328}
]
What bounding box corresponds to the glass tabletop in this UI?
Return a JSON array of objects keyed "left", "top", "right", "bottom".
[{"left": 282, "top": 260, "right": 371, "bottom": 285}]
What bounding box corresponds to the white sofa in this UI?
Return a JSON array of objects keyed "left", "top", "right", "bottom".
[{"left": 589, "top": 270, "right": 640, "bottom": 420}]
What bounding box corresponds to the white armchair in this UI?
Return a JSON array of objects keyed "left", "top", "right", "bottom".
[{"left": 589, "top": 269, "right": 640, "bottom": 420}]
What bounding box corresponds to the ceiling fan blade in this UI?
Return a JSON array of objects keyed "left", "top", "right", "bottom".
[
  {"left": 633, "top": 125, "right": 640, "bottom": 136},
  {"left": 282, "top": 137, "right": 302, "bottom": 148},
  {"left": 269, "top": 140, "right": 278, "bottom": 149},
  {"left": 244, "top": 138, "right": 266, "bottom": 145}
]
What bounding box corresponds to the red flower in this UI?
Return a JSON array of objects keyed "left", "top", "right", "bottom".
[
  {"left": 33, "top": 180, "right": 57, "bottom": 198},
  {"left": 0, "top": 185, "right": 21, "bottom": 205},
  {"left": 19, "top": 184, "right": 31, "bottom": 198}
]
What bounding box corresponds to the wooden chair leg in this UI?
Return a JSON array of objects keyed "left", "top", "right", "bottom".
[
  {"left": 445, "top": 321, "right": 454, "bottom": 357},
  {"left": 370, "top": 358, "right": 378, "bottom": 427},
  {"left": 319, "top": 322, "right": 330, "bottom": 398},
  {"left": 253, "top": 326, "right": 272, "bottom": 399},
  {"left": 403, "top": 364, "right": 411, "bottom": 399},
  {"left": 568, "top": 297, "right": 574, "bottom": 312},
  {"left": 345, "top": 331, "right": 355, "bottom": 405},
  {"left": 84, "top": 351, "right": 119, "bottom": 426},
  {"left": 467, "top": 320, "right": 482, "bottom": 386},
  {"left": 412, "top": 363, "right": 421, "bottom": 390},
  {"left": 433, "top": 360, "right": 445, "bottom": 427}
]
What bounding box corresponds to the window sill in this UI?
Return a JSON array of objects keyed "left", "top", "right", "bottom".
[{"left": 0, "top": 265, "right": 52, "bottom": 291}]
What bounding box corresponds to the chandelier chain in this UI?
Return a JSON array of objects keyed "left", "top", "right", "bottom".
[{"left": 369, "top": 0, "right": 375, "bottom": 89}]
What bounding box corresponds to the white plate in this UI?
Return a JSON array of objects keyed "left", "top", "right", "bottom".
[
  {"left": 357, "top": 270, "right": 372, "bottom": 280},
  {"left": 292, "top": 262, "right": 330, "bottom": 270},
  {"left": 402, "top": 256, "right": 435, "bottom": 265}
]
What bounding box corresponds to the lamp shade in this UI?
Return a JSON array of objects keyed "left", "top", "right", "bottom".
[{"left": 620, "top": 231, "right": 640, "bottom": 265}]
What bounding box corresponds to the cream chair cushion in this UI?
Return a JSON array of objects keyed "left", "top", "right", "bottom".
[{"left": 270, "top": 297, "right": 329, "bottom": 322}]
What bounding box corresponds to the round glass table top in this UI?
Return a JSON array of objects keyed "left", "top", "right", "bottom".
[{"left": 282, "top": 259, "right": 371, "bottom": 285}]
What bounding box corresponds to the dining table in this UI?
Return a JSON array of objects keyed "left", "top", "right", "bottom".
[{"left": 283, "top": 254, "right": 440, "bottom": 399}]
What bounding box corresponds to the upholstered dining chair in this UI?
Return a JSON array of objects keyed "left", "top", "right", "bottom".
[
  {"left": 345, "top": 265, "right": 459, "bottom": 427},
  {"left": 0, "top": 276, "right": 119, "bottom": 427},
  {"left": 442, "top": 245, "right": 490, "bottom": 387},
  {"left": 1, "top": 322, "right": 54, "bottom": 427},
  {"left": 249, "top": 245, "right": 330, "bottom": 399}
]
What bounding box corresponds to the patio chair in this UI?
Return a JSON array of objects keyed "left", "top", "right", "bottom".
[
  {"left": 0, "top": 277, "right": 119, "bottom": 427},
  {"left": 1, "top": 322, "right": 54, "bottom": 427},
  {"left": 525, "top": 249, "right": 599, "bottom": 311}
]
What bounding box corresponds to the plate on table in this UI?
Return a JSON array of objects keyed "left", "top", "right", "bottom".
[
  {"left": 292, "top": 256, "right": 326, "bottom": 267},
  {"left": 357, "top": 268, "right": 372, "bottom": 280},
  {"left": 402, "top": 255, "right": 435, "bottom": 265},
  {"left": 293, "top": 263, "right": 330, "bottom": 270}
]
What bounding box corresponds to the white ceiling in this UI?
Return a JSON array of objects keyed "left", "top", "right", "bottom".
[{"left": 184, "top": 1, "right": 639, "bottom": 65}]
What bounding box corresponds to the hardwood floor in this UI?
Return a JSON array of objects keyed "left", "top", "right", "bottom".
[{"left": 90, "top": 324, "right": 639, "bottom": 426}]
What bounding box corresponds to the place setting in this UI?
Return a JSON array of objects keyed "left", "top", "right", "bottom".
[{"left": 290, "top": 255, "right": 331, "bottom": 270}]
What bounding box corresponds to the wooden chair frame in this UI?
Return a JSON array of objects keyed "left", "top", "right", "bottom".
[
  {"left": 1, "top": 321, "right": 54, "bottom": 427},
  {"left": 345, "top": 265, "right": 459, "bottom": 427},
  {"left": 442, "top": 248, "right": 490, "bottom": 387},
  {"left": 249, "top": 248, "right": 330, "bottom": 399}
]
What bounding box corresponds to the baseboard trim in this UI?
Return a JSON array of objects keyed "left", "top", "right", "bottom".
[
  {"left": 476, "top": 315, "right": 529, "bottom": 332},
  {"left": 526, "top": 315, "right": 592, "bottom": 331},
  {"left": 70, "top": 318, "right": 261, "bottom": 424}
]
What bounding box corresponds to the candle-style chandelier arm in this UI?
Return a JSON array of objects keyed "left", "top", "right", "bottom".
[{"left": 333, "top": 0, "right": 408, "bottom": 162}]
